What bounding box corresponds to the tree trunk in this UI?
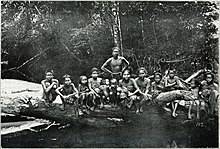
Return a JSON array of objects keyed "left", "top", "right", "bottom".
[{"left": 112, "top": 2, "right": 123, "bottom": 55}]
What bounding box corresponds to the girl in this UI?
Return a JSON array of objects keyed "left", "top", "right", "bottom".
[
  {"left": 41, "top": 70, "right": 59, "bottom": 107},
  {"left": 135, "top": 67, "right": 152, "bottom": 113},
  {"left": 118, "top": 69, "right": 140, "bottom": 113},
  {"left": 78, "top": 76, "right": 90, "bottom": 108}
]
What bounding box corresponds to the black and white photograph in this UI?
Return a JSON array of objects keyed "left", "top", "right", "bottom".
[{"left": 1, "top": 0, "right": 219, "bottom": 148}]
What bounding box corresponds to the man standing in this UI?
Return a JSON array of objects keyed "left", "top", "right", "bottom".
[{"left": 101, "top": 47, "right": 130, "bottom": 80}]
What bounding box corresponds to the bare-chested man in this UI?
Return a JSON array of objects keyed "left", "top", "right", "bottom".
[{"left": 101, "top": 47, "right": 129, "bottom": 81}]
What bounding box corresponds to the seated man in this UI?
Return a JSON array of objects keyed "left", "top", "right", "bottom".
[{"left": 41, "top": 70, "right": 59, "bottom": 107}]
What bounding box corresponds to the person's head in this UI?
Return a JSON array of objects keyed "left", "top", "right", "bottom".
[
  {"left": 190, "top": 78, "right": 200, "bottom": 88},
  {"left": 122, "top": 69, "right": 130, "bottom": 80},
  {"left": 204, "top": 72, "right": 214, "bottom": 84},
  {"left": 112, "top": 47, "right": 120, "bottom": 58},
  {"left": 168, "top": 69, "right": 175, "bottom": 78},
  {"left": 91, "top": 68, "right": 99, "bottom": 79},
  {"left": 63, "top": 74, "right": 72, "bottom": 86},
  {"left": 138, "top": 67, "right": 147, "bottom": 78},
  {"left": 110, "top": 78, "right": 118, "bottom": 86},
  {"left": 154, "top": 72, "right": 162, "bottom": 83},
  {"left": 79, "top": 76, "right": 88, "bottom": 85},
  {"left": 45, "top": 70, "right": 54, "bottom": 81}
]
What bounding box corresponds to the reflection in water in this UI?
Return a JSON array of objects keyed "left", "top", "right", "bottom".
[{"left": 1, "top": 105, "right": 218, "bottom": 148}]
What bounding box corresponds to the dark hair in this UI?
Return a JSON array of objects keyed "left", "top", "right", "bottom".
[
  {"left": 45, "top": 69, "right": 54, "bottom": 75},
  {"left": 137, "top": 67, "right": 147, "bottom": 74},
  {"left": 112, "top": 47, "right": 120, "bottom": 51},
  {"left": 91, "top": 67, "right": 99, "bottom": 73},
  {"left": 168, "top": 69, "right": 175, "bottom": 74},
  {"left": 190, "top": 78, "right": 200, "bottom": 87},
  {"left": 204, "top": 72, "right": 214, "bottom": 80},
  {"left": 154, "top": 72, "right": 162, "bottom": 79},
  {"left": 122, "top": 69, "right": 130, "bottom": 75},
  {"left": 63, "top": 74, "right": 71, "bottom": 79},
  {"left": 79, "top": 75, "right": 87, "bottom": 84}
]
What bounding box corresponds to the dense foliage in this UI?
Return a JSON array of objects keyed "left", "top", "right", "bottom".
[{"left": 1, "top": 1, "right": 219, "bottom": 83}]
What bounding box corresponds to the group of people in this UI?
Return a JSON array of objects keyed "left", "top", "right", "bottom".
[{"left": 41, "top": 47, "right": 219, "bottom": 119}]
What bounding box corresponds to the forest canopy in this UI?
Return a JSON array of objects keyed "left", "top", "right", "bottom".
[{"left": 1, "top": 1, "right": 219, "bottom": 83}]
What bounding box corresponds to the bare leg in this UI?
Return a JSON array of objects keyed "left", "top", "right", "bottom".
[
  {"left": 188, "top": 101, "right": 193, "bottom": 119},
  {"left": 172, "top": 102, "right": 179, "bottom": 117}
]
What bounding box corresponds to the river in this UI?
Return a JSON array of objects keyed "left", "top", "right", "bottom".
[{"left": 1, "top": 104, "right": 218, "bottom": 148}]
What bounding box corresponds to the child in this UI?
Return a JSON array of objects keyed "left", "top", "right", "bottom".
[
  {"left": 88, "top": 68, "right": 104, "bottom": 109},
  {"left": 200, "top": 72, "right": 219, "bottom": 116},
  {"left": 135, "top": 67, "right": 152, "bottom": 113},
  {"left": 55, "top": 74, "right": 80, "bottom": 115},
  {"left": 164, "top": 69, "right": 182, "bottom": 91},
  {"left": 164, "top": 69, "right": 182, "bottom": 117},
  {"left": 78, "top": 76, "right": 90, "bottom": 108},
  {"left": 118, "top": 69, "right": 140, "bottom": 112},
  {"left": 109, "top": 78, "right": 120, "bottom": 107},
  {"left": 41, "top": 70, "right": 59, "bottom": 107},
  {"left": 151, "top": 72, "right": 164, "bottom": 99},
  {"left": 187, "top": 79, "right": 200, "bottom": 119}
]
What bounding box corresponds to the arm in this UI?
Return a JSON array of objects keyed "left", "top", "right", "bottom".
[
  {"left": 151, "top": 82, "right": 155, "bottom": 93},
  {"left": 144, "top": 79, "right": 151, "bottom": 94},
  {"left": 164, "top": 77, "right": 176, "bottom": 88},
  {"left": 88, "top": 79, "right": 100, "bottom": 97},
  {"left": 55, "top": 85, "right": 65, "bottom": 99},
  {"left": 175, "top": 76, "right": 181, "bottom": 87},
  {"left": 41, "top": 80, "right": 56, "bottom": 93},
  {"left": 68, "top": 84, "right": 79, "bottom": 97},
  {"left": 185, "top": 69, "right": 205, "bottom": 83},
  {"left": 101, "top": 58, "right": 113, "bottom": 74},
  {"left": 128, "top": 79, "right": 140, "bottom": 97},
  {"left": 121, "top": 57, "right": 130, "bottom": 73}
]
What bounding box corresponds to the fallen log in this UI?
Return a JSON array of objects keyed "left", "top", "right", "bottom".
[
  {"left": 155, "top": 90, "right": 195, "bottom": 105},
  {"left": 1, "top": 79, "right": 130, "bottom": 127}
]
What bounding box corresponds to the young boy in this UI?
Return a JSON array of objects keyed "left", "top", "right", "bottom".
[
  {"left": 55, "top": 74, "right": 80, "bottom": 115},
  {"left": 200, "top": 72, "right": 219, "bottom": 116},
  {"left": 135, "top": 67, "right": 152, "bottom": 113},
  {"left": 41, "top": 70, "right": 59, "bottom": 107},
  {"left": 88, "top": 68, "right": 104, "bottom": 109},
  {"left": 151, "top": 72, "right": 164, "bottom": 98}
]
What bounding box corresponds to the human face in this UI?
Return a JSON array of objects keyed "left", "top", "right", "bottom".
[
  {"left": 155, "top": 75, "right": 161, "bottom": 83},
  {"left": 206, "top": 74, "right": 213, "bottom": 83},
  {"left": 45, "top": 72, "right": 53, "bottom": 81},
  {"left": 92, "top": 71, "right": 98, "bottom": 79},
  {"left": 112, "top": 49, "right": 119, "bottom": 58},
  {"left": 138, "top": 70, "right": 146, "bottom": 78},
  {"left": 169, "top": 70, "right": 175, "bottom": 78},
  {"left": 190, "top": 80, "right": 196, "bottom": 88},
  {"left": 64, "top": 77, "right": 72, "bottom": 86},
  {"left": 81, "top": 76, "right": 87, "bottom": 84},
  {"left": 123, "top": 70, "right": 130, "bottom": 80}
]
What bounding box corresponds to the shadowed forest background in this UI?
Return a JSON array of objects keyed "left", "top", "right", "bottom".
[{"left": 1, "top": 1, "right": 219, "bottom": 84}]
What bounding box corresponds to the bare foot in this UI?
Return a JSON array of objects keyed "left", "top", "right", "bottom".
[{"left": 172, "top": 112, "right": 178, "bottom": 118}]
